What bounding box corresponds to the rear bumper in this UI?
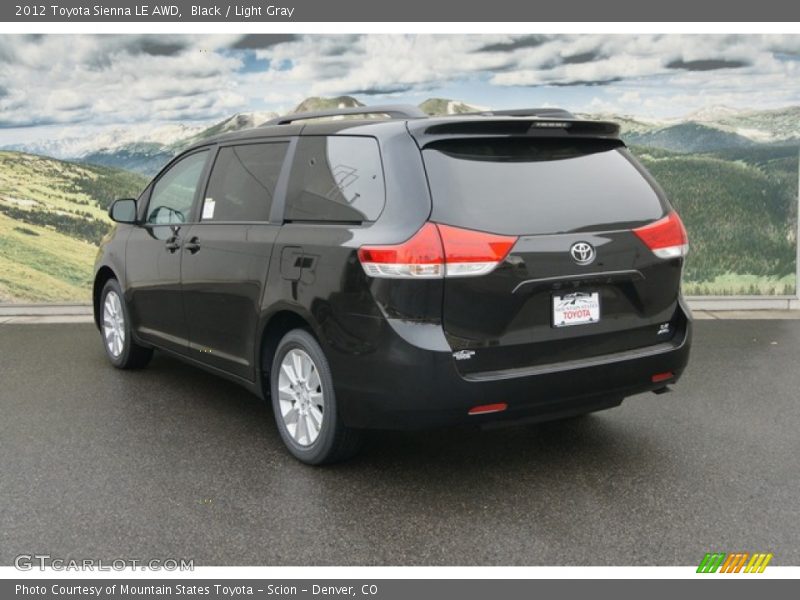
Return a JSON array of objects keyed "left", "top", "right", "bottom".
[{"left": 330, "top": 304, "right": 692, "bottom": 430}]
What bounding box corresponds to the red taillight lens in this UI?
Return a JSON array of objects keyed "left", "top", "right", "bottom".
[
  {"left": 438, "top": 223, "right": 517, "bottom": 277},
  {"left": 358, "top": 223, "right": 517, "bottom": 279},
  {"left": 357, "top": 223, "right": 444, "bottom": 279},
  {"left": 633, "top": 211, "right": 689, "bottom": 259}
]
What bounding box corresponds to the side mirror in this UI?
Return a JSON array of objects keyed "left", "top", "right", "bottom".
[{"left": 109, "top": 198, "right": 137, "bottom": 224}]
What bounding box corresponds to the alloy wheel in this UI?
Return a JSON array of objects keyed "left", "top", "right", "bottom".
[
  {"left": 102, "top": 291, "right": 125, "bottom": 358},
  {"left": 277, "top": 348, "right": 325, "bottom": 446}
]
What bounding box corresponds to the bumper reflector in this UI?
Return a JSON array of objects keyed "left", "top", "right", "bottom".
[
  {"left": 468, "top": 403, "right": 508, "bottom": 415},
  {"left": 651, "top": 371, "right": 674, "bottom": 383}
]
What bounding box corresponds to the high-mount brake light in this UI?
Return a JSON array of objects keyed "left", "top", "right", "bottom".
[
  {"left": 532, "top": 121, "right": 571, "bottom": 128},
  {"left": 633, "top": 211, "right": 689, "bottom": 259},
  {"left": 357, "top": 223, "right": 518, "bottom": 279}
]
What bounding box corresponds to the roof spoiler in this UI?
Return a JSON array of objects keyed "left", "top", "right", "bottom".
[
  {"left": 260, "top": 103, "right": 621, "bottom": 141},
  {"left": 462, "top": 108, "right": 576, "bottom": 119},
  {"left": 417, "top": 118, "right": 621, "bottom": 141}
]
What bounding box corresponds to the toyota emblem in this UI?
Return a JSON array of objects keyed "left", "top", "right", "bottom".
[{"left": 570, "top": 242, "right": 595, "bottom": 265}]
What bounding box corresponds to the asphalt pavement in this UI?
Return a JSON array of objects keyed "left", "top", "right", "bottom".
[{"left": 1, "top": 320, "right": 798, "bottom": 565}]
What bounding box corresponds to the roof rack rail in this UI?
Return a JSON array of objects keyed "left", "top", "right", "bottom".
[
  {"left": 263, "top": 104, "right": 427, "bottom": 126},
  {"left": 470, "top": 108, "right": 576, "bottom": 119}
]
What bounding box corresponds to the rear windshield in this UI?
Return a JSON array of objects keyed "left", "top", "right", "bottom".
[{"left": 423, "top": 138, "right": 664, "bottom": 235}]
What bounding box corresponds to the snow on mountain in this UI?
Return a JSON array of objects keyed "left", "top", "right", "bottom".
[
  {"left": 3, "top": 112, "right": 278, "bottom": 162},
  {"left": 709, "top": 106, "right": 800, "bottom": 142},
  {"left": 684, "top": 105, "right": 742, "bottom": 123},
  {"left": 578, "top": 112, "right": 669, "bottom": 134},
  {"left": 585, "top": 105, "right": 800, "bottom": 149},
  {"left": 176, "top": 111, "right": 278, "bottom": 148},
  {"left": 4, "top": 99, "right": 800, "bottom": 174},
  {"left": 292, "top": 96, "right": 364, "bottom": 113},
  {"left": 419, "top": 98, "right": 485, "bottom": 115},
  {"left": 5, "top": 122, "right": 208, "bottom": 160}
]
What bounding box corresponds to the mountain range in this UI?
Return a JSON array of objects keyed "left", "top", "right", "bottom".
[
  {"left": 3, "top": 97, "right": 800, "bottom": 175},
  {"left": 586, "top": 105, "right": 800, "bottom": 153},
  {"left": 1, "top": 96, "right": 798, "bottom": 301}
]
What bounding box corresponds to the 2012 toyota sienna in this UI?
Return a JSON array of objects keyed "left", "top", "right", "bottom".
[{"left": 94, "top": 105, "right": 692, "bottom": 464}]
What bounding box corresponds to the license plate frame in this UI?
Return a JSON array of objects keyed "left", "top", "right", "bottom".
[{"left": 552, "top": 291, "right": 601, "bottom": 328}]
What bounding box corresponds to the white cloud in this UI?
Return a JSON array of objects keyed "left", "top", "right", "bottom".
[
  {"left": 0, "top": 35, "right": 245, "bottom": 127},
  {"left": 249, "top": 35, "right": 510, "bottom": 96},
  {"left": 1, "top": 34, "right": 800, "bottom": 136}
]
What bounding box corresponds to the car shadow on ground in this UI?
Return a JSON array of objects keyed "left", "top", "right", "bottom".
[{"left": 140, "top": 350, "right": 664, "bottom": 481}]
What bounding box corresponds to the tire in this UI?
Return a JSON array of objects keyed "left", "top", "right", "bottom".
[
  {"left": 99, "top": 279, "right": 153, "bottom": 369},
  {"left": 269, "top": 329, "right": 362, "bottom": 465}
]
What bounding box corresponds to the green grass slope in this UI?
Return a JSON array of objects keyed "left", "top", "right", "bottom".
[{"left": 0, "top": 151, "right": 147, "bottom": 302}]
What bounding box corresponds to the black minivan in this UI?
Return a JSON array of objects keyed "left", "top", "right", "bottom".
[{"left": 95, "top": 105, "right": 691, "bottom": 464}]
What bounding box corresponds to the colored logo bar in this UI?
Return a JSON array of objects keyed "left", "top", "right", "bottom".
[{"left": 697, "top": 552, "right": 773, "bottom": 573}]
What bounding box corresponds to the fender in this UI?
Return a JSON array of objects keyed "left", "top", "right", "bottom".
[
  {"left": 254, "top": 302, "right": 327, "bottom": 384},
  {"left": 92, "top": 225, "right": 135, "bottom": 328}
]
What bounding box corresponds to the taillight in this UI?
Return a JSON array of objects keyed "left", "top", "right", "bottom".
[
  {"left": 357, "top": 223, "right": 517, "bottom": 279},
  {"left": 438, "top": 223, "right": 518, "bottom": 277},
  {"left": 633, "top": 211, "right": 689, "bottom": 259}
]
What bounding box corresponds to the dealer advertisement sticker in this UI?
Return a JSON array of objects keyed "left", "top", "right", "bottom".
[{"left": 553, "top": 292, "right": 601, "bottom": 327}]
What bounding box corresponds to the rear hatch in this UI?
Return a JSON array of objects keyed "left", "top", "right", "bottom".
[{"left": 419, "top": 131, "right": 687, "bottom": 376}]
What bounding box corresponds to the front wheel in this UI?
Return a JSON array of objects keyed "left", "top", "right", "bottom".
[
  {"left": 270, "top": 329, "right": 362, "bottom": 465},
  {"left": 100, "top": 279, "right": 153, "bottom": 369}
]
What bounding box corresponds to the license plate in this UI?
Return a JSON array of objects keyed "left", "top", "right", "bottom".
[{"left": 553, "top": 292, "right": 600, "bottom": 327}]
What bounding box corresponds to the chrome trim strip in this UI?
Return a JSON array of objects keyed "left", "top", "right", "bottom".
[{"left": 511, "top": 269, "right": 645, "bottom": 294}]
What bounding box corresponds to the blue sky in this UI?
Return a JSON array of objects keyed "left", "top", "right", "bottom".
[{"left": 1, "top": 34, "right": 800, "bottom": 145}]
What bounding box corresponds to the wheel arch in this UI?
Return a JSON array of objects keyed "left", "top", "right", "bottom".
[
  {"left": 257, "top": 309, "right": 320, "bottom": 397},
  {"left": 92, "top": 266, "right": 118, "bottom": 330}
]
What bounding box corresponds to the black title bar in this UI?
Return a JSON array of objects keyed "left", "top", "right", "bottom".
[{"left": 4, "top": 0, "right": 800, "bottom": 22}]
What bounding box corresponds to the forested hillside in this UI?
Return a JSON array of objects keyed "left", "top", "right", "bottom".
[{"left": 632, "top": 145, "right": 798, "bottom": 295}]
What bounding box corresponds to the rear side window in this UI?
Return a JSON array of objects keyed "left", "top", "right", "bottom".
[
  {"left": 285, "top": 136, "right": 385, "bottom": 223},
  {"left": 423, "top": 138, "right": 664, "bottom": 235},
  {"left": 202, "top": 142, "right": 288, "bottom": 222}
]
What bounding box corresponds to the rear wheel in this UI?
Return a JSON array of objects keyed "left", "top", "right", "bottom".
[
  {"left": 270, "top": 329, "right": 362, "bottom": 464},
  {"left": 100, "top": 279, "right": 153, "bottom": 369}
]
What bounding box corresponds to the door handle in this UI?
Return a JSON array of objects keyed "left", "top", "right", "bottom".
[
  {"left": 184, "top": 237, "right": 201, "bottom": 254},
  {"left": 165, "top": 237, "right": 181, "bottom": 253}
]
